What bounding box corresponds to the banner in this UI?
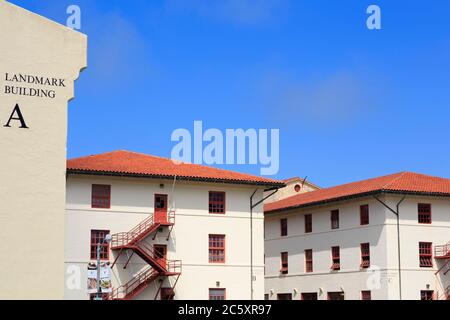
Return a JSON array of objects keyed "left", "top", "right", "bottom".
[
  {"left": 87, "top": 262, "right": 112, "bottom": 294},
  {"left": 100, "top": 262, "right": 112, "bottom": 293},
  {"left": 87, "top": 263, "right": 97, "bottom": 294}
]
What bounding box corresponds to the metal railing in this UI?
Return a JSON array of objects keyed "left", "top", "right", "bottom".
[
  {"left": 167, "top": 260, "right": 182, "bottom": 274},
  {"left": 109, "top": 266, "right": 159, "bottom": 300},
  {"left": 435, "top": 242, "right": 450, "bottom": 258},
  {"left": 111, "top": 211, "right": 176, "bottom": 248}
]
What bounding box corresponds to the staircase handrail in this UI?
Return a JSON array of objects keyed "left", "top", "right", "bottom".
[{"left": 109, "top": 266, "right": 158, "bottom": 300}]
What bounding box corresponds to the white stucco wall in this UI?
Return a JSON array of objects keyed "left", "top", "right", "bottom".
[{"left": 65, "top": 175, "right": 265, "bottom": 300}]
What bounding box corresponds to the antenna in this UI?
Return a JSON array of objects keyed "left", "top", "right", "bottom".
[{"left": 301, "top": 176, "right": 308, "bottom": 188}]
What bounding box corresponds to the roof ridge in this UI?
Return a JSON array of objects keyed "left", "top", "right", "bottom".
[{"left": 381, "top": 171, "right": 408, "bottom": 189}]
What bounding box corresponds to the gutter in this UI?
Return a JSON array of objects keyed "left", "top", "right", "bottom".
[
  {"left": 67, "top": 169, "right": 286, "bottom": 188},
  {"left": 265, "top": 189, "right": 450, "bottom": 215},
  {"left": 249, "top": 187, "right": 279, "bottom": 300}
]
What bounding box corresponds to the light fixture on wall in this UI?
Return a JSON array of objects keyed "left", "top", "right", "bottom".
[
  {"left": 293, "top": 288, "right": 298, "bottom": 295},
  {"left": 216, "top": 281, "right": 220, "bottom": 287},
  {"left": 270, "top": 289, "right": 274, "bottom": 296},
  {"left": 160, "top": 183, "right": 164, "bottom": 189}
]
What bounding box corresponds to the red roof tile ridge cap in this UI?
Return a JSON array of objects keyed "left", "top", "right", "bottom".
[{"left": 380, "top": 171, "right": 409, "bottom": 190}]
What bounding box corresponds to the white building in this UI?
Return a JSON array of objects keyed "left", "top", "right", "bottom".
[
  {"left": 65, "top": 150, "right": 284, "bottom": 300},
  {"left": 264, "top": 172, "right": 450, "bottom": 300},
  {"left": 264, "top": 177, "right": 320, "bottom": 204}
]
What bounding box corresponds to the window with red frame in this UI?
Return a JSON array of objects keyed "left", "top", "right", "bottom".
[
  {"left": 360, "top": 243, "right": 370, "bottom": 268},
  {"left": 419, "top": 242, "right": 433, "bottom": 267},
  {"left": 301, "top": 292, "right": 318, "bottom": 300},
  {"left": 209, "top": 234, "right": 225, "bottom": 263},
  {"left": 331, "top": 210, "right": 339, "bottom": 229},
  {"left": 91, "top": 184, "right": 111, "bottom": 209},
  {"left": 209, "top": 288, "right": 226, "bottom": 300},
  {"left": 327, "top": 292, "right": 345, "bottom": 300},
  {"left": 331, "top": 246, "right": 340, "bottom": 270},
  {"left": 161, "top": 288, "right": 175, "bottom": 300},
  {"left": 420, "top": 290, "right": 434, "bottom": 300},
  {"left": 277, "top": 293, "right": 292, "bottom": 300},
  {"left": 305, "top": 249, "right": 313, "bottom": 273},
  {"left": 90, "top": 230, "right": 110, "bottom": 260},
  {"left": 418, "top": 203, "right": 432, "bottom": 224},
  {"left": 361, "top": 291, "right": 372, "bottom": 300},
  {"left": 304, "top": 214, "right": 312, "bottom": 233},
  {"left": 360, "top": 204, "right": 369, "bottom": 225},
  {"left": 280, "top": 252, "right": 288, "bottom": 274},
  {"left": 209, "top": 192, "right": 225, "bottom": 214},
  {"left": 280, "top": 218, "right": 288, "bottom": 236}
]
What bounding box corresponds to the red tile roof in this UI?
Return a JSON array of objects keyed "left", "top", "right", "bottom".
[
  {"left": 67, "top": 150, "right": 284, "bottom": 187},
  {"left": 265, "top": 172, "right": 450, "bottom": 213}
]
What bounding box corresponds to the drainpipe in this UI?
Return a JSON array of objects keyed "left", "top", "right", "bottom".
[
  {"left": 250, "top": 187, "right": 279, "bottom": 300},
  {"left": 373, "top": 194, "right": 406, "bottom": 300}
]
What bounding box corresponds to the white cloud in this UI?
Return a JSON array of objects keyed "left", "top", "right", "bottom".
[
  {"left": 260, "top": 71, "right": 380, "bottom": 126},
  {"left": 88, "top": 12, "right": 152, "bottom": 87}
]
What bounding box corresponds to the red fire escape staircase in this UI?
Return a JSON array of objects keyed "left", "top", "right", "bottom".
[
  {"left": 434, "top": 242, "right": 450, "bottom": 300},
  {"left": 108, "top": 211, "right": 182, "bottom": 300}
]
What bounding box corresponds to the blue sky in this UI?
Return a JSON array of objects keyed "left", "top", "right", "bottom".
[{"left": 9, "top": 0, "right": 450, "bottom": 187}]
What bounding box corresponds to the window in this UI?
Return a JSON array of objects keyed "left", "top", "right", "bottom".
[
  {"left": 327, "top": 292, "right": 345, "bottom": 300},
  {"left": 331, "top": 246, "right": 340, "bottom": 271},
  {"left": 209, "top": 234, "right": 225, "bottom": 263},
  {"left": 91, "top": 184, "right": 111, "bottom": 209},
  {"left": 264, "top": 294, "right": 269, "bottom": 300},
  {"left": 418, "top": 203, "right": 432, "bottom": 224},
  {"left": 360, "top": 204, "right": 369, "bottom": 225},
  {"left": 280, "top": 218, "right": 288, "bottom": 236},
  {"left": 419, "top": 242, "right": 433, "bottom": 267},
  {"left": 331, "top": 210, "right": 339, "bottom": 229},
  {"left": 304, "top": 214, "right": 312, "bottom": 233},
  {"left": 209, "top": 191, "right": 225, "bottom": 214},
  {"left": 160, "top": 288, "right": 174, "bottom": 300},
  {"left": 90, "top": 230, "right": 110, "bottom": 260},
  {"left": 301, "top": 293, "right": 318, "bottom": 300},
  {"left": 280, "top": 252, "right": 288, "bottom": 274},
  {"left": 305, "top": 249, "right": 313, "bottom": 273},
  {"left": 294, "top": 184, "right": 301, "bottom": 192},
  {"left": 360, "top": 243, "right": 370, "bottom": 268},
  {"left": 209, "top": 288, "right": 226, "bottom": 300},
  {"left": 420, "top": 290, "right": 434, "bottom": 300},
  {"left": 361, "top": 291, "right": 372, "bottom": 300},
  {"left": 277, "top": 293, "right": 292, "bottom": 300}
]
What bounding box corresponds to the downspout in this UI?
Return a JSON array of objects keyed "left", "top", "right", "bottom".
[
  {"left": 250, "top": 187, "right": 279, "bottom": 300},
  {"left": 373, "top": 194, "right": 406, "bottom": 300}
]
